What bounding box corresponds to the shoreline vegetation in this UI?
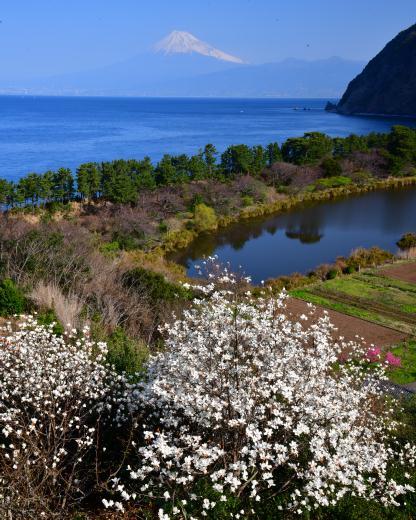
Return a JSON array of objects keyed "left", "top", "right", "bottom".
[
  {"left": 3, "top": 125, "right": 416, "bottom": 262},
  {"left": 0, "top": 128, "right": 415, "bottom": 274},
  {"left": 0, "top": 125, "right": 414, "bottom": 302},
  {"left": 162, "top": 174, "right": 416, "bottom": 255}
]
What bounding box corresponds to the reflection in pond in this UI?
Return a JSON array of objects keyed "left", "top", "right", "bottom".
[
  {"left": 169, "top": 187, "right": 416, "bottom": 283},
  {"left": 285, "top": 230, "right": 323, "bottom": 244},
  {"left": 285, "top": 226, "right": 324, "bottom": 244}
]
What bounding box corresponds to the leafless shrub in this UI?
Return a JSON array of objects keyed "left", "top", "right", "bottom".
[
  {"left": 396, "top": 246, "right": 416, "bottom": 260},
  {"left": 263, "top": 162, "right": 321, "bottom": 188},
  {"left": 314, "top": 263, "right": 332, "bottom": 280},
  {"left": 348, "top": 150, "right": 390, "bottom": 178}
]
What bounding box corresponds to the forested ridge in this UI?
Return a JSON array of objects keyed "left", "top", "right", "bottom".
[{"left": 3, "top": 125, "right": 416, "bottom": 208}]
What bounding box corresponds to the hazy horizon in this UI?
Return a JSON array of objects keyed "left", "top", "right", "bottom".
[{"left": 1, "top": 1, "right": 415, "bottom": 81}]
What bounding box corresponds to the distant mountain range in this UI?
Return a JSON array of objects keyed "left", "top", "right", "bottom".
[
  {"left": 0, "top": 31, "right": 365, "bottom": 98},
  {"left": 328, "top": 23, "right": 416, "bottom": 116}
]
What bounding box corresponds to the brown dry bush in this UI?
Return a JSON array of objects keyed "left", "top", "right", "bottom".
[
  {"left": 30, "top": 281, "right": 85, "bottom": 330},
  {"left": 314, "top": 263, "right": 333, "bottom": 281},
  {"left": 348, "top": 150, "right": 390, "bottom": 178},
  {"left": 263, "top": 162, "right": 321, "bottom": 189},
  {"left": 0, "top": 216, "right": 174, "bottom": 346}
]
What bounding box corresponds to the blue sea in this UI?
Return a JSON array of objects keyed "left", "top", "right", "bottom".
[{"left": 0, "top": 96, "right": 415, "bottom": 181}]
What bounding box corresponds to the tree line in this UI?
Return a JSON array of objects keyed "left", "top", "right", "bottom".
[{"left": 1, "top": 125, "right": 415, "bottom": 207}]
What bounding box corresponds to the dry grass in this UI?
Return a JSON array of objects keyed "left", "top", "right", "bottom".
[{"left": 30, "top": 281, "right": 85, "bottom": 330}]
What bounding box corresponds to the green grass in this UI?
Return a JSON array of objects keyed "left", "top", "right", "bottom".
[
  {"left": 291, "top": 265, "right": 416, "bottom": 384},
  {"left": 322, "top": 273, "right": 416, "bottom": 314},
  {"left": 362, "top": 268, "right": 416, "bottom": 293},
  {"left": 291, "top": 288, "right": 415, "bottom": 334},
  {"left": 389, "top": 341, "right": 416, "bottom": 385},
  {"left": 291, "top": 270, "right": 416, "bottom": 336},
  {"left": 291, "top": 288, "right": 378, "bottom": 320},
  {"left": 306, "top": 176, "right": 353, "bottom": 192}
]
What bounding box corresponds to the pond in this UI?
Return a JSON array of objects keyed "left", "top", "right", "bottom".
[{"left": 170, "top": 186, "right": 416, "bottom": 284}]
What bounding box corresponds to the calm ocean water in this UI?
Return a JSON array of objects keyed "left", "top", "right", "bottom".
[{"left": 1, "top": 96, "right": 415, "bottom": 181}]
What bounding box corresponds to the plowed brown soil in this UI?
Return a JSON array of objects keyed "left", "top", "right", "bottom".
[
  {"left": 286, "top": 297, "right": 406, "bottom": 347},
  {"left": 379, "top": 262, "right": 416, "bottom": 284}
]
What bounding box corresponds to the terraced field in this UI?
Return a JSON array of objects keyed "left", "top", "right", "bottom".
[
  {"left": 290, "top": 262, "right": 416, "bottom": 384},
  {"left": 291, "top": 267, "right": 416, "bottom": 336}
]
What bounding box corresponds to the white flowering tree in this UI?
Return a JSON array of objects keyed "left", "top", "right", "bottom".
[
  {"left": 0, "top": 317, "right": 128, "bottom": 518},
  {"left": 124, "top": 278, "right": 415, "bottom": 518}
]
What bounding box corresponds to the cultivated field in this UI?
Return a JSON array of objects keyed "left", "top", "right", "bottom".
[
  {"left": 290, "top": 261, "right": 416, "bottom": 384},
  {"left": 291, "top": 265, "right": 416, "bottom": 336},
  {"left": 380, "top": 260, "right": 416, "bottom": 284},
  {"left": 285, "top": 297, "right": 407, "bottom": 347}
]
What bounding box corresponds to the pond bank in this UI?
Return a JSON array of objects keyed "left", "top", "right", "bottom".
[
  {"left": 163, "top": 176, "right": 416, "bottom": 283},
  {"left": 162, "top": 175, "right": 416, "bottom": 255}
]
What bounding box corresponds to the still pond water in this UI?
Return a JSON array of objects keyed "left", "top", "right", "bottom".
[{"left": 171, "top": 187, "right": 416, "bottom": 284}]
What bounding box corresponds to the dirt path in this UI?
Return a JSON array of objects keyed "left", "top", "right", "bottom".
[{"left": 286, "top": 297, "right": 407, "bottom": 347}]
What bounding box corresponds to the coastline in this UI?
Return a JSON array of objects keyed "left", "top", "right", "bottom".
[{"left": 326, "top": 104, "right": 416, "bottom": 119}]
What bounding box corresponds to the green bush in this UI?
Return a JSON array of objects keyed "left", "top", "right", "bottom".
[
  {"left": 321, "top": 157, "right": 343, "bottom": 177},
  {"left": 241, "top": 195, "right": 254, "bottom": 207},
  {"left": 193, "top": 203, "right": 218, "bottom": 232},
  {"left": 189, "top": 193, "right": 205, "bottom": 211},
  {"left": 36, "top": 308, "right": 65, "bottom": 335},
  {"left": 111, "top": 229, "right": 145, "bottom": 251},
  {"left": 106, "top": 327, "right": 149, "bottom": 375},
  {"left": 326, "top": 268, "right": 339, "bottom": 280},
  {"left": 344, "top": 265, "right": 356, "bottom": 274},
  {"left": 397, "top": 232, "right": 416, "bottom": 250},
  {"left": 0, "top": 278, "right": 26, "bottom": 316},
  {"left": 123, "top": 267, "right": 193, "bottom": 301},
  {"left": 44, "top": 201, "right": 72, "bottom": 214},
  {"left": 314, "top": 176, "right": 352, "bottom": 190},
  {"left": 158, "top": 221, "right": 168, "bottom": 233},
  {"left": 99, "top": 241, "right": 120, "bottom": 255}
]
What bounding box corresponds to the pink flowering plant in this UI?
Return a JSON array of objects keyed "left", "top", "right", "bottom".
[
  {"left": 385, "top": 352, "right": 402, "bottom": 367},
  {"left": 114, "top": 273, "right": 416, "bottom": 518},
  {"left": 366, "top": 346, "right": 382, "bottom": 363},
  {"left": 365, "top": 346, "right": 402, "bottom": 369}
]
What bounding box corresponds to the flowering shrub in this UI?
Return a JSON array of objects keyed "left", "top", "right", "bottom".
[
  {"left": 366, "top": 346, "right": 382, "bottom": 363},
  {"left": 121, "top": 277, "right": 415, "bottom": 518},
  {"left": 0, "top": 317, "right": 128, "bottom": 518},
  {"left": 365, "top": 347, "right": 401, "bottom": 368},
  {"left": 385, "top": 352, "right": 402, "bottom": 367},
  {"left": 1, "top": 282, "right": 415, "bottom": 519}
]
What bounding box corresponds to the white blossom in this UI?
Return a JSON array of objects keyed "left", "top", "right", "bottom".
[
  {"left": 119, "top": 276, "right": 415, "bottom": 516},
  {"left": 0, "top": 316, "right": 129, "bottom": 516}
]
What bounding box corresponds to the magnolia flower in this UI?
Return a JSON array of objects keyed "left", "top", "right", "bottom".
[
  {"left": 117, "top": 275, "right": 415, "bottom": 517},
  {"left": 0, "top": 316, "right": 129, "bottom": 516}
]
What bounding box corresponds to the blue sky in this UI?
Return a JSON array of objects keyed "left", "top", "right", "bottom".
[{"left": 1, "top": 0, "right": 415, "bottom": 78}]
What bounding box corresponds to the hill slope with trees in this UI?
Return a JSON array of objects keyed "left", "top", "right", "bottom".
[{"left": 329, "top": 23, "right": 416, "bottom": 116}]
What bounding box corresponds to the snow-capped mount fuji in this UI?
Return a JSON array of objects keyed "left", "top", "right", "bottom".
[
  {"left": 154, "top": 30, "right": 244, "bottom": 64},
  {"left": 9, "top": 31, "right": 244, "bottom": 95},
  {"left": 1, "top": 30, "right": 364, "bottom": 97}
]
